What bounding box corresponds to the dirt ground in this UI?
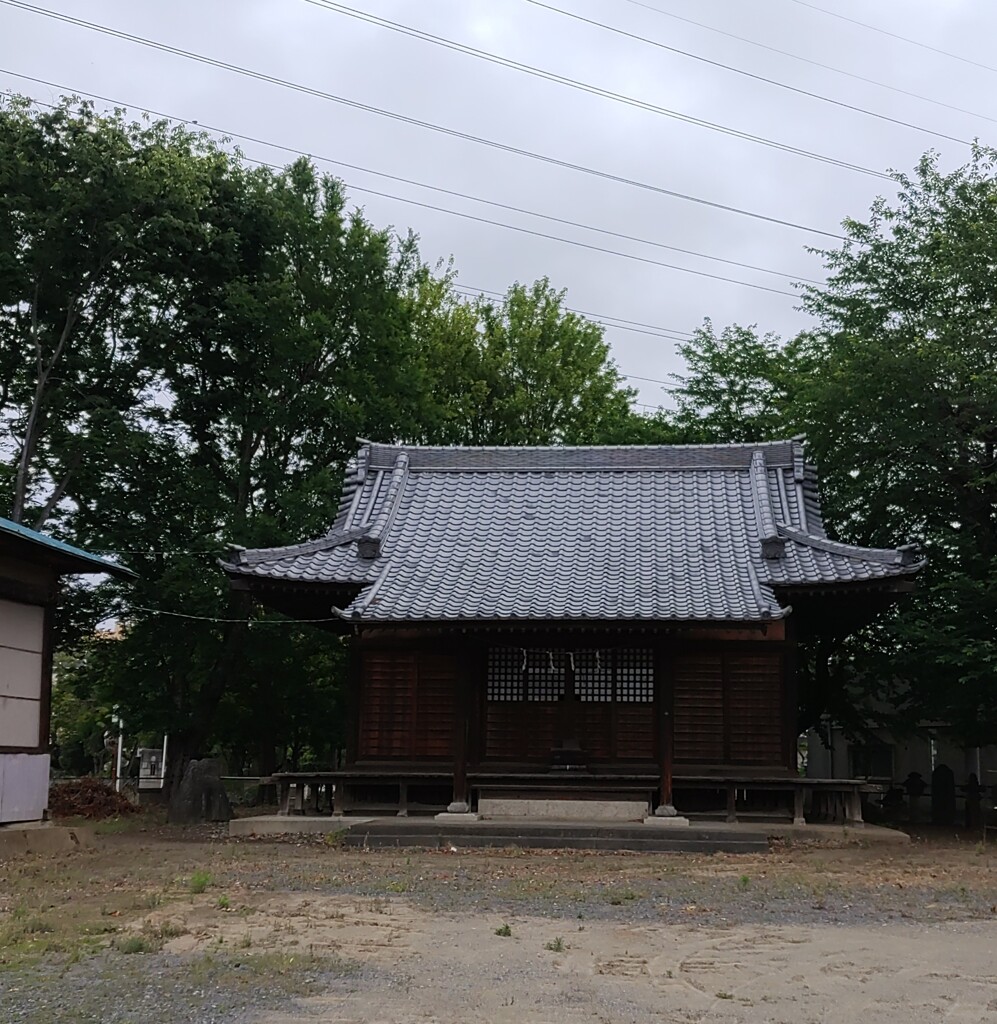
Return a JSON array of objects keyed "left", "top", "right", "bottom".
[{"left": 2, "top": 822, "right": 997, "bottom": 1023}]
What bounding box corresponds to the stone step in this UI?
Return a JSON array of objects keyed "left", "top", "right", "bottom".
[{"left": 340, "top": 821, "right": 769, "bottom": 853}]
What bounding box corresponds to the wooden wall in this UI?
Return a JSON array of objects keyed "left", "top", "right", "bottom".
[
  {"left": 671, "top": 651, "right": 785, "bottom": 768},
  {"left": 355, "top": 636, "right": 790, "bottom": 772},
  {"left": 358, "top": 649, "right": 456, "bottom": 760}
]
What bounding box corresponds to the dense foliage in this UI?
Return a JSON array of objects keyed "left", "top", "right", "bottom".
[
  {"left": 667, "top": 149, "right": 997, "bottom": 743},
  {"left": 0, "top": 97, "right": 645, "bottom": 784},
  {"left": 5, "top": 96, "right": 996, "bottom": 776}
]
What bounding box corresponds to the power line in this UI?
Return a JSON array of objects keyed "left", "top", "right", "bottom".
[
  {"left": 522, "top": 0, "right": 972, "bottom": 147},
  {"left": 2, "top": 78, "right": 806, "bottom": 297},
  {"left": 5, "top": 92, "right": 683, "bottom": 390},
  {"left": 616, "top": 0, "right": 997, "bottom": 127},
  {"left": 307, "top": 0, "right": 894, "bottom": 178},
  {"left": 2, "top": 70, "right": 815, "bottom": 288},
  {"left": 342, "top": 184, "right": 799, "bottom": 296},
  {"left": 3, "top": 82, "right": 708, "bottom": 335},
  {"left": 0, "top": 0, "right": 848, "bottom": 239},
  {"left": 128, "top": 604, "right": 343, "bottom": 624},
  {"left": 788, "top": 0, "right": 997, "bottom": 77},
  {"left": 452, "top": 285, "right": 695, "bottom": 340}
]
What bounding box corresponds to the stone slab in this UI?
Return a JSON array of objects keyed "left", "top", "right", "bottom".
[
  {"left": 478, "top": 797, "right": 648, "bottom": 821},
  {"left": 434, "top": 812, "right": 480, "bottom": 822},
  {"left": 0, "top": 823, "right": 90, "bottom": 860},
  {"left": 228, "top": 815, "right": 365, "bottom": 836},
  {"left": 642, "top": 816, "right": 691, "bottom": 827}
]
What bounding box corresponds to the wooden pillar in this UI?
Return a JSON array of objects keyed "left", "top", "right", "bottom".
[
  {"left": 846, "top": 787, "right": 864, "bottom": 826},
  {"left": 793, "top": 784, "right": 805, "bottom": 826},
  {"left": 346, "top": 639, "right": 362, "bottom": 767},
  {"left": 725, "top": 783, "right": 738, "bottom": 823},
  {"left": 447, "top": 646, "right": 472, "bottom": 814},
  {"left": 652, "top": 645, "right": 678, "bottom": 817},
  {"left": 782, "top": 618, "right": 800, "bottom": 773}
]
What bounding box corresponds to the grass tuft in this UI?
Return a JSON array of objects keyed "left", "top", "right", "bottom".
[
  {"left": 188, "top": 870, "right": 213, "bottom": 895},
  {"left": 114, "top": 935, "right": 156, "bottom": 955}
]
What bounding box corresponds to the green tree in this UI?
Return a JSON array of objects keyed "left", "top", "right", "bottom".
[
  {"left": 2, "top": 96, "right": 671, "bottom": 792},
  {"left": 82, "top": 157, "right": 432, "bottom": 785},
  {"left": 666, "top": 320, "right": 802, "bottom": 443},
  {"left": 418, "top": 277, "right": 638, "bottom": 445},
  {"left": 799, "top": 146, "right": 997, "bottom": 743},
  {"left": 50, "top": 651, "right": 112, "bottom": 776},
  {"left": 0, "top": 96, "right": 219, "bottom": 528}
]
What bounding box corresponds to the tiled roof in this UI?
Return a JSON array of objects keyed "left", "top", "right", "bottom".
[{"left": 223, "top": 441, "right": 922, "bottom": 623}]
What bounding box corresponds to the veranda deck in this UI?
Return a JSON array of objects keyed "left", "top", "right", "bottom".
[{"left": 264, "top": 770, "right": 879, "bottom": 826}]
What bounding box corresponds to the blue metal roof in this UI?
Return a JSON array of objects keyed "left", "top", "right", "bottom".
[{"left": 0, "top": 517, "right": 135, "bottom": 578}]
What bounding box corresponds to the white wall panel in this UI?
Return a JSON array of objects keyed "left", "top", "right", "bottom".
[
  {"left": 0, "top": 648, "right": 43, "bottom": 700},
  {"left": 0, "top": 753, "right": 50, "bottom": 823},
  {"left": 0, "top": 600, "right": 44, "bottom": 653},
  {"left": 0, "top": 695, "right": 40, "bottom": 747}
]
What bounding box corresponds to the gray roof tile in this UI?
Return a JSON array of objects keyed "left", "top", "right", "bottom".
[{"left": 223, "top": 441, "right": 922, "bottom": 622}]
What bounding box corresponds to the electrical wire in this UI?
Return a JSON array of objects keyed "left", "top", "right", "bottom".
[
  {"left": 451, "top": 285, "right": 694, "bottom": 340},
  {"left": 788, "top": 0, "right": 997, "bottom": 77},
  {"left": 5, "top": 93, "right": 688, "bottom": 387},
  {"left": 337, "top": 182, "right": 800, "bottom": 296},
  {"left": 307, "top": 0, "right": 896, "bottom": 177},
  {"left": 455, "top": 284, "right": 694, "bottom": 336},
  {"left": 3, "top": 77, "right": 808, "bottom": 296},
  {"left": 0, "top": 0, "right": 848, "bottom": 239},
  {"left": 128, "top": 604, "right": 344, "bottom": 624},
  {"left": 615, "top": 0, "right": 997, "bottom": 127},
  {"left": 2, "top": 70, "right": 814, "bottom": 287},
  {"left": 522, "top": 0, "right": 973, "bottom": 146}
]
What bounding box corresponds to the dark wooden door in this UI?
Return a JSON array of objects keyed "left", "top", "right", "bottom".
[{"left": 482, "top": 647, "right": 655, "bottom": 764}]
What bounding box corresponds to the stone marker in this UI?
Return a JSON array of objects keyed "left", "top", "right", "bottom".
[{"left": 167, "top": 758, "right": 233, "bottom": 824}]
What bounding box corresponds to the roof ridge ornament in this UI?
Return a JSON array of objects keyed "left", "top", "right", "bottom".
[
  {"left": 357, "top": 452, "right": 410, "bottom": 560},
  {"left": 748, "top": 450, "right": 785, "bottom": 560}
]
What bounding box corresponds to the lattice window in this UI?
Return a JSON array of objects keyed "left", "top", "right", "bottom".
[
  {"left": 525, "top": 649, "right": 566, "bottom": 702},
  {"left": 486, "top": 647, "right": 523, "bottom": 701},
  {"left": 488, "top": 647, "right": 650, "bottom": 703},
  {"left": 617, "top": 649, "right": 654, "bottom": 703},
  {"left": 574, "top": 650, "right": 613, "bottom": 702}
]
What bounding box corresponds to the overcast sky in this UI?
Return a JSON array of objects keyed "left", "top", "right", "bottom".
[{"left": 3, "top": 0, "right": 994, "bottom": 411}]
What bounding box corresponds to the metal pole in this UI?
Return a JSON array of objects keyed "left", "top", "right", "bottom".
[
  {"left": 161, "top": 734, "right": 169, "bottom": 789},
  {"left": 115, "top": 719, "right": 124, "bottom": 794}
]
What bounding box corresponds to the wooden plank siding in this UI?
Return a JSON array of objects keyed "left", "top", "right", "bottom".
[
  {"left": 358, "top": 649, "right": 456, "bottom": 760},
  {"left": 672, "top": 651, "right": 786, "bottom": 768},
  {"left": 356, "top": 638, "right": 790, "bottom": 772}
]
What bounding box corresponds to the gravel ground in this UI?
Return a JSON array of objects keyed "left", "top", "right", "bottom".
[
  {"left": 2, "top": 824, "right": 996, "bottom": 1023},
  {"left": 0, "top": 951, "right": 362, "bottom": 1024}
]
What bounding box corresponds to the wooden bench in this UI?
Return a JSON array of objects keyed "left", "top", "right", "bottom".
[
  {"left": 676, "top": 776, "right": 877, "bottom": 825},
  {"left": 265, "top": 771, "right": 453, "bottom": 816}
]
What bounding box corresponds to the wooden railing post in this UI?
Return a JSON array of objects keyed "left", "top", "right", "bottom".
[
  {"left": 652, "top": 646, "right": 679, "bottom": 818},
  {"left": 446, "top": 648, "right": 472, "bottom": 814}
]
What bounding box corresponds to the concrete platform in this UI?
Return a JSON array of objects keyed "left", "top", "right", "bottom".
[
  {"left": 0, "top": 822, "right": 92, "bottom": 860},
  {"left": 230, "top": 814, "right": 765, "bottom": 852},
  {"left": 229, "top": 814, "right": 909, "bottom": 852}
]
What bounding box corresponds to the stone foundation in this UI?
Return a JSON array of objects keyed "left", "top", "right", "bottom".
[{"left": 477, "top": 797, "right": 649, "bottom": 821}]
